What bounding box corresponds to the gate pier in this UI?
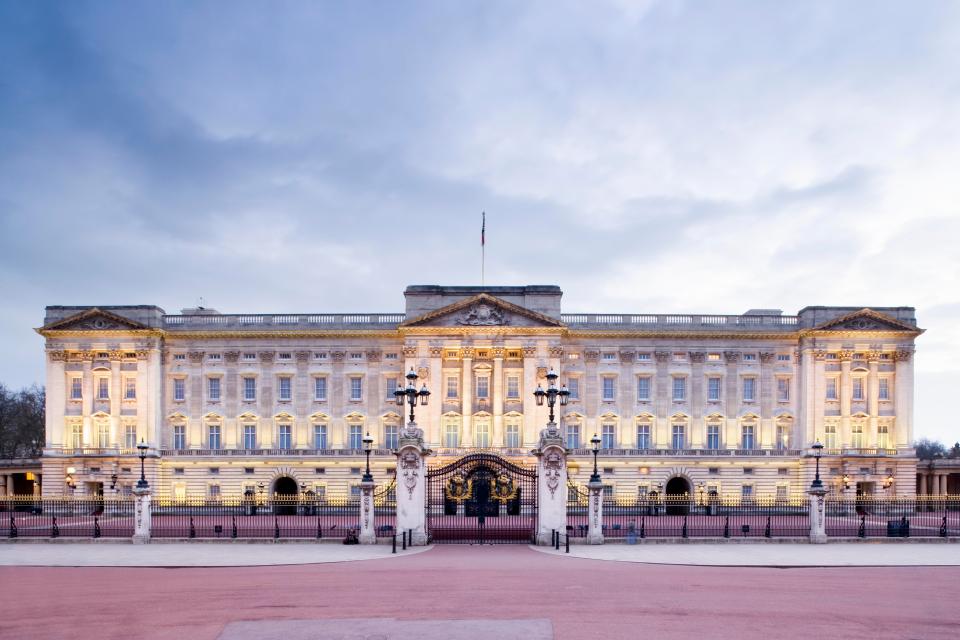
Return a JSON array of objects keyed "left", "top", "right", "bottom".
[
  {"left": 395, "top": 421, "right": 430, "bottom": 546},
  {"left": 534, "top": 422, "right": 567, "bottom": 545}
]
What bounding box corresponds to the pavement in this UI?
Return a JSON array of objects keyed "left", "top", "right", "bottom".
[
  {"left": 535, "top": 541, "right": 960, "bottom": 566},
  {"left": 2, "top": 545, "right": 958, "bottom": 640},
  {"left": 0, "top": 541, "right": 428, "bottom": 567}
]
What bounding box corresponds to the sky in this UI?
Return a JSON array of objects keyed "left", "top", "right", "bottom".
[{"left": 1, "top": 1, "right": 958, "bottom": 444}]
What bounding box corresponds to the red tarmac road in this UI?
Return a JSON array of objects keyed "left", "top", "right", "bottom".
[{"left": 1, "top": 545, "right": 958, "bottom": 640}]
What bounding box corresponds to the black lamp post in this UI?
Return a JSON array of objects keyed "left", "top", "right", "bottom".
[
  {"left": 590, "top": 433, "right": 602, "bottom": 483},
  {"left": 810, "top": 441, "right": 824, "bottom": 490},
  {"left": 136, "top": 439, "right": 149, "bottom": 489},
  {"left": 394, "top": 368, "right": 430, "bottom": 424},
  {"left": 533, "top": 369, "right": 569, "bottom": 424},
  {"left": 362, "top": 432, "right": 374, "bottom": 482}
]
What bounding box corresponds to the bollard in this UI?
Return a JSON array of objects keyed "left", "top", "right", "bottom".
[
  {"left": 552, "top": 529, "right": 556, "bottom": 547},
  {"left": 555, "top": 531, "right": 560, "bottom": 550},
  {"left": 565, "top": 533, "right": 569, "bottom": 554},
  {"left": 392, "top": 534, "right": 397, "bottom": 554},
  {"left": 402, "top": 530, "right": 407, "bottom": 550}
]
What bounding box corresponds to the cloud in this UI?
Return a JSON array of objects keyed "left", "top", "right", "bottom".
[{"left": 1, "top": 1, "right": 959, "bottom": 442}]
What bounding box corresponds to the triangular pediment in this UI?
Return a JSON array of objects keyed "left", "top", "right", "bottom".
[
  {"left": 42, "top": 308, "right": 149, "bottom": 332},
  {"left": 812, "top": 309, "right": 919, "bottom": 333},
  {"left": 400, "top": 293, "right": 564, "bottom": 328}
]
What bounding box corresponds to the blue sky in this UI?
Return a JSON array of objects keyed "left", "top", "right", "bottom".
[{"left": 1, "top": 2, "right": 958, "bottom": 443}]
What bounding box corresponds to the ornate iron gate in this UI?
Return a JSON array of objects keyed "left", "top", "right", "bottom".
[{"left": 426, "top": 453, "right": 537, "bottom": 544}]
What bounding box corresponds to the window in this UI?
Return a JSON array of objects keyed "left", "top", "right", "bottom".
[
  {"left": 124, "top": 425, "right": 137, "bottom": 449},
  {"left": 173, "top": 425, "right": 185, "bottom": 449},
  {"left": 601, "top": 423, "right": 616, "bottom": 449},
  {"left": 566, "top": 424, "right": 580, "bottom": 449},
  {"left": 243, "top": 352, "right": 256, "bottom": 361},
  {"left": 277, "top": 352, "right": 292, "bottom": 361},
  {"left": 243, "top": 377, "right": 256, "bottom": 402},
  {"left": 385, "top": 376, "right": 398, "bottom": 400},
  {"left": 851, "top": 424, "right": 864, "bottom": 448},
  {"left": 567, "top": 377, "right": 580, "bottom": 400},
  {"left": 636, "top": 424, "right": 651, "bottom": 450},
  {"left": 852, "top": 378, "right": 864, "bottom": 401},
  {"left": 476, "top": 376, "right": 490, "bottom": 399},
  {"left": 776, "top": 425, "right": 789, "bottom": 450},
  {"left": 707, "top": 353, "right": 721, "bottom": 362},
  {"left": 776, "top": 485, "right": 788, "bottom": 500},
  {"left": 475, "top": 423, "right": 490, "bottom": 447},
  {"left": 672, "top": 376, "right": 686, "bottom": 401},
  {"left": 741, "top": 425, "right": 755, "bottom": 449},
  {"left": 637, "top": 353, "right": 651, "bottom": 362},
  {"left": 603, "top": 352, "right": 617, "bottom": 361},
  {"left": 444, "top": 423, "right": 459, "bottom": 447},
  {"left": 602, "top": 377, "right": 616, "bottom": 401},
  {"left": 350, "top": 352, "right": 363, "bottom": 360},
  {"left": 70, "top": 377, "right": 83, "bottom": 400},
  {"left": 124, "top": 378, "right": 136, "bottom": 400},
  {"left": 278, "top": 424, "right": 292, "bottom": 450},
  {"left": 71, "top": 424, "right": 83, "bottom": 449},
  {"left": 97, "top": 378, "right": 110, "bottom": 400},
  {"left": 878, "top": 378, "right": 890, "bottom": 401},
  {"left": 174, "top": 378, "right": 185, "bottom": 402},
  {"left": 243, "top": 424, "right": 257, "bottom": 449},
  {"left": 826, "top": 378, "right": 838, "bottom": 400},
  {"left": 505, "top": 424, "right": 520, "bottom": 448},
  {"left": 208, "top": 377, "right": 221, "bottom": 401},
  {"left": 446, "top": 376, "right": 458, "bottom": 399},
  {"left": 313, "top": 424, "right": 327, "bottom": 449},
  {"left": 877, "top": 425, "right": 890, "bottom": 449},
  {"left": 348, "top": 425, "right": 362, "bottom": 449},
  {"left": 707, "top": 424, "right": 720, "bottom": 450},
  {"left": 742, "top": 377, "right": 756, "bottom": 402},
  {"left": 313, "top": 352, "right": 327, "bottom": 360},
  {"left": 506, "top": 376, "right": 520, "bottom": 399},
  {"left": 384, "top": 424, "right": 399, "bottom": 449},
  {"left": 742, "top": 353, "right": 756, "bottom": 362},
  {"left": 777, "top": 354, "right": 791, "bottom": 362},
  {"left": 742, "top": 485, "right": 754, "bottom": 499},
  {"left": 208, "top": 353, "right": 221, "bottom": 362},
  {"left": 274, "top": 376, "right": 290, "bottom": 401},
  {"left": 777, "top": 378, "right": 789, "bottom": 402},
  {"left": 97, "top": 423, "right": 110, "bottom": 448},
  {"left": 173, "top": 353, "right": 186, "bottom": 361},
  {"left": 208, "top": 424, "right": 221, "bottom": 450},
  {"left": 672, "top": 352, "right": 686, "bottom": 362},
  {"left": 350, "top": 377, "right": 363, "bottom": 401},
  {"left": 314, "top": 377, "right": 327, "bottom": 401},
  {"left": 707, "top": 377, "right": 721, "bottom": 402},
  {"left": 385, "top": 352, "right": 399, "bottom": 360},
  {"left": 637, "top": 376, "right": 651, "bottom": 402},
  {"left": 208, "top": 484, "right": 221, "bottom": 499},
  {"left": 824, "top": 425, "right": 837, "bottom": 449},
  {"left": 671, "top": 424, "right": 685, "bottom": 450}
]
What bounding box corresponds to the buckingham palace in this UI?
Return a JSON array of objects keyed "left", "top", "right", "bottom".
[{"left": 34, "top": 285, "right": 923, "bottom": 503}]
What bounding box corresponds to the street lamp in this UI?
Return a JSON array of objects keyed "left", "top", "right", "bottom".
[
  {"left": 136, "top": 439, "right": 149, "bottom": 489},
  {"left": 394, "top": 368, "right": 430, "bottom": 424},
  {"left": 810, "top": 441, "right": 824, "bottom": 490},
  {"left": 533, "top": 369, "right": 569, "bottom": 424},
  {"left": 362, "top": 432, "right": 374, "bottom": 482},
  {"left": 590, "top": 433, "right": 602, "bottom": 483}
]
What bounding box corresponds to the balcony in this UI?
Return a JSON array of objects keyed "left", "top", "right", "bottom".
[
  {"left": 158, "top": 448, "right": 395, "bottom": 457},
  {"left": 567, "top": 448, "right": 805, "bottom": 457}
]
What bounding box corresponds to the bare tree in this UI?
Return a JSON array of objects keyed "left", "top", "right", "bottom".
[
  {"left": 0, "top": 384, "right": 45, "bottom": 459},
  {"left": 914, "top": 438, "right": 947, "bottom": 460}
]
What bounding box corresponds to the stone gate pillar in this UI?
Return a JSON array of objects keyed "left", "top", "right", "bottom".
[
  {"left": 395, "top": 421, "right": 430, "bottom": 545},
  {"left": 808, "top": 486, "right": 827, "bottom": 544},
  {"left": 132, "top": 485, "right": 152, "bottom": 544},
  {"left": 534, "top": 422, "right": 567, "bottom": 545},
  {"left": 587, "top": 478, "right": 604, "bottom": 544},
  {"left": 358, "top": 478, "right": 376, "bottom": 544}
]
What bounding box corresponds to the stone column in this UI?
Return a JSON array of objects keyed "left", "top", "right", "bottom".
[
  {"left": 534, "top": 422, "right": 567, "bottom": 545},
  {"left": 0, "top": 475, "right": 6, "bottom": 497},
  {"left": 395, "top": 422, "right": 430, "bottom": 545},
  {"left": 461, "top": 347, "right": 474, "bottom": 447},
  {"left": 932, "top": 473, "right": 941, "bottom": 497},
  {"left": 759, "top": 352, "right": 775, "bottom": 448},
  {"left": 110, "top": 353, "right": 122, "bottom": 448},
  {"left": 81, "top": 358, "right": 93, "bottom": 447},
  {"left": 132, "top": 485, "right": 152, "bottom": 543},
  {"left": 722, "top": 352, "right": 740, "bottom": 449},
  {"left": 689, "top": 352, "right": 705, "bottom": 448},
  {"left": 428, "top": 346, "right": 444, "bottom": 446},
  {"left": 808, "top": 486, "right": 827, "bottom": 543},
  {"left": 867, "top": 352, "right": 880, "bottom": 448},
  {"left": 358, "top": 478, "right": 376, "bottom": 544},
  {"left": 655, "top": 351, "right": 671, "bottom": 448},
  {"left": 919, "top": 473, "right": 928, "bottom": 496},
  {"left": 493, "top": 347, "right": 504, "bottom": 446},
  {"left": 46, "top": 351, "right": 67, "bottom": 448},
  {"left": 812, "top": 350, "right": 827, "bottom": 446},
  {"left": 587, "top": 477, "right": 604, "bottom": 545},
  {"left": 583, "top": 349, "right": 600, "bottom": 443},
  {"left": 894, "top": 348, "right": 914, "bottom": 447},
  {"left": 331, "top": 351, "right": 346, "bottom": 448},
  {"left": 839, "top": 351, "right": 853, "bottom": 448}
]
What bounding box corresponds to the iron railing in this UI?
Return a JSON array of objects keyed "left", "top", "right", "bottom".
[
  {"left": 0, "top": 497, "right": 134, "bottom": 538},
  {"left": 150, "top": 496, "right": 360, "bottom": 539},
  {"left": 373, "top": 481, "right": 397, "bottom": 537},
  {"left": 824, "top": 496, "right": 960, "bottom": 538}
]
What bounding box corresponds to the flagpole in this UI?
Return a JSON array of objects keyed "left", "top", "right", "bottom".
[{"left": 481, "top": 212, "right": 486, "bottom": 287}]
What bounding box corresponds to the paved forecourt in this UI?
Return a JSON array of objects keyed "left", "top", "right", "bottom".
[
  {"left": 535, "top": 541, "right": 960, "bottom": 566},
  {"left": 0, "top": 542, "right": 428, "bottom": 567}
]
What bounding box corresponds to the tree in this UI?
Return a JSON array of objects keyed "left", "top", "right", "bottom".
[
  {"left": 949, "top": 442, "right": 960, "bottom": 460},
  {"left": 914, "top": 438, "right": 947, "bottom": 460},
  {"left": 0, "top": 384, "right": 45, "bottom": 459}
]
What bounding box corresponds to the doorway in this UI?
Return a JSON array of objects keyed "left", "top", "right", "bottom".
[
  {"left": 665, "top": 476, "right": 691, "bottom": 515},
  {"left": 273, "top": 476, "right": 299, "bottom": 515}
]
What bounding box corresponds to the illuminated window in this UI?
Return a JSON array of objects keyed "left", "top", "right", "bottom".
[
  {"left": 475, "top": 423, "right": 490, "bottom": 448},
  {"left": 124, "top": 425, "right": 137, "bottom": 449},
  {"left": 97, "top": 422, "right": 109, "bottom": 448},
  {"left": 505, "top": 424, "right": 520, "bottom": 448},
  {"left": 444, "top": 422, "right": 459, "bottom": 447},
  {"left": 851, "top": 424, "right": 864, "bottom": 448},
  {"left": 824, "top": 425, "right": 837, "bottom": 449},
  {"left": 71, "top": 423, "right": 83, "bottom": 449},
  {"left": 776, "top": 425, "right": 789, "bottom": 450},
  {"left": 878, "top": 425, "right": 890, "bottom": 449}
]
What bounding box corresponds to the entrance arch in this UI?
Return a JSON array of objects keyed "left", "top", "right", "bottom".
[
  {"left": 665, "top": 476, "right": 691, "bottom": 515},
  {"left": 273, "top": 476, "right": 299, "bottom": 515}
]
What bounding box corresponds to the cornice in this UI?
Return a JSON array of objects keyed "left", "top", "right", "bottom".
[
  {"left": 797, "top": 329, "right": 922, "bottom": 339},
  {"left": 35, "top": 329, "right": 164, "bottom": 339}
]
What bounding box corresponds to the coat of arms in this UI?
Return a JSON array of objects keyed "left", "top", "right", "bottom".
[{"left": 457, "top": 303, "right": 507, "bottom": 326}]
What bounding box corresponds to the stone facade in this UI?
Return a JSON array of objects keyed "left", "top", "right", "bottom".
[{"left": 36, "top": 286, "right": 923, "bottom": 502}]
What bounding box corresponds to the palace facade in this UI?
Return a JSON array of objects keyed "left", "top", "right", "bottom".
[{"left": 36, "top": 285, "right": 922, "bottom": 502}]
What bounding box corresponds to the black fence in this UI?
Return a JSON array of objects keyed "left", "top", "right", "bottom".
[
  {"left": 150, "top": 496, "right": 360, "bottom": 539},
  {"left": 373, "top": 481, "right": 397, "bottom": 538},
  {"left": 825, "top": 496, "right": 960, "bottom": 538},
  {"left": 0, "top": 497, "right": 134, "bottom": 538}
]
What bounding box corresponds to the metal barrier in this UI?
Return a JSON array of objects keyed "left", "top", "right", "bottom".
[
  {"left": 0, "top": 497, "right": 134, "bottom": 538},
  {"left": 373, "top": 481, "right": 397, "bottom": 539},
  {"left": 825, "top": 496, "right": 960, "bottom": 538}
]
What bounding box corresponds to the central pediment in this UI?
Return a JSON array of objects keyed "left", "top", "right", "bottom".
[{"left": 400, "top": 294, "right": 564, "bottom": 329}]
